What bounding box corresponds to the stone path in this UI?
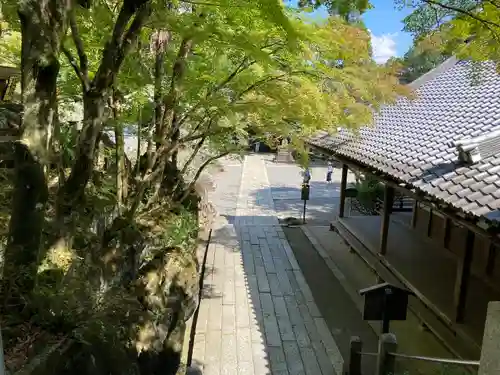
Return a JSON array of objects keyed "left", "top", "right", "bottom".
[{"left": 190, "top": 154, "right": 342, "bottom": 375}]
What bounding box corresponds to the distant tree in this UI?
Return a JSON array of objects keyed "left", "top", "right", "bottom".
[
  {"left": 389, "top": 33, "right": 451, "bottom": 83},
  {"left": 396, "top": 0, "right": 500, "bottom": 66}
]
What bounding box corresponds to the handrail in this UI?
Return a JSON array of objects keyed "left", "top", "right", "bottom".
[
  {"left": 358, "top": 351, "right": 479, "bottom": 366},
  {"left": 359, "top": 352, "right": 378, "bottom": 357},
  {"left": 388, "top": 353, "right": 480, "bottom": 366}
]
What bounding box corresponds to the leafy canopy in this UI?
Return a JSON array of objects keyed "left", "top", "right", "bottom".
[
  {"left": 397, "top": 0, "right": 500, "bottom": 67},
  {"left": 1, "top": 0, "right": 407, "bottom": 159}
]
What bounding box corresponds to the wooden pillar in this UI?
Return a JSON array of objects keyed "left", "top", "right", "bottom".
[
  {"left": 344, "top": 336, "right": 362, "bottom": 375},
  {"left": 486, "top": 243, "right": 496, "bottom": 277},
  {"left": 410, "top": 200, "right": 418, "bottom": 228},
  {"left": 339, "top": 163, "right": 348, "bottom": 218},
  {"left": 379, "top": 184, "right": 394, "bottom": 256},
  {"left": 427, "top": 208, "right": 433, "bottom": 237},
  {"left": 444, "top": 218, "right": 452, "bottom": 249},
  {"left": 454, "top": 229, "right": 475, "bottom": 323}
]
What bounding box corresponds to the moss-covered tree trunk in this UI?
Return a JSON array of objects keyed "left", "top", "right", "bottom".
[{"left": 3, "top": 0, "right": 70, "bottom": 295}]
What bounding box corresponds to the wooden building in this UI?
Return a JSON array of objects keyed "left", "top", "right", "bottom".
[
  {"left": 0, "top": 65, "right": 21, "bottom": 164},
  {"left": 308, "top": 57, "right": 500, "bottom": 359},
  {"left": 0, "top": 65, "right": 20, "bottom": 102}
]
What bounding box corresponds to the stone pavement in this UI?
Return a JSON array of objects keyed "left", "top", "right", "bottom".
[
  {"left": 266, "top": 163, "right": 357, "bottom": 225},
  {"left": 189, "top": 154, "right": 343, "bottom": 375}
]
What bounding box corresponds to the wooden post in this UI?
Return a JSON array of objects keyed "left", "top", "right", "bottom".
[
  {"left": 454, "top": 229, "right": 475, "bottom": 323},
  {"left": 410, "top": 200, "right": 418, "bottom": 228},
  {"left": 478, "top": 302, "right": 500, "bottom": 375},
  {"left": 427, "top": 208, "right": 433, "bottom": 237},
  {"left": 444, "top": 218, "right": 452, "bottom": 249},
  {"left": 486, "top": 243, "right": 496, "bottom": 277},
  {"left": 344, "top": 336, "right": 362, "bottom": 375},
  {"left": 0, "top": 325, "right": 6, "bottom": 375},
  {"left": 376, "top": 333, "right": 397, "bottom": 375},
  {"left": 339, "top": 163, "right": 348, "bottom": 218},
  {"left": 379, "top": 185, "right": 394, "bottom": 256}
]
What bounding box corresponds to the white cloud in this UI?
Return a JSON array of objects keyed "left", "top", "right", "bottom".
[{"left": 368, "top": 29, "right": 398, "bottom": 64}]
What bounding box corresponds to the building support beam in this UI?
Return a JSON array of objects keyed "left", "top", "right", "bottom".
[
  {"left": 339, "top": 163, "right": 348, "bottom": 218},
  {"left": 427, "top": 208, "right": 433, "bottom": 237},
  {"left": 486, "top": 243, "right": 496, "bottom": 277},
  {"left": 379, "top": 184, "right": 394, "bottom": 256},
  {"left": 410, "top": 200, "right": 418, "bottom": 228},
  {"left": 454, "top": 229, "right": 475, "bottom": 323},
  {"left": 444, "top": 218, "right": 452, "bottom": 249}
]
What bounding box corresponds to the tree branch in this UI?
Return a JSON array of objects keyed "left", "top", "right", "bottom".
[
  {"left": 422, "top": 0, "right": 500, "bottom": 28},
  {"left": 179, "top": 127, "right": 226, "bottom": 143},
  {"left": 177, "top": 44, "right": 284, "bottom": 128},
  {"left": 61, "top": 45, "right": 89, "bottom": 91},
  {"left": 486, "top": 0, "right": 500, "bottom": 10},
  {"left": 158, "top": 36, "right": 195, "bottom": 144},
  {"left": 59, "top": 0, "right": 152, "bottom": 213},
  {"left": 178, "top": 117, "right": 215, "bottom": 179},
  {"left": 69, "top": 10, "right": 89, "bottom": 84},
  {"left": 93, "top": 0, "right": 152, "bottom": 92},
  {"left": 178, "top": 149, "right": 238, "bottom": 204}
]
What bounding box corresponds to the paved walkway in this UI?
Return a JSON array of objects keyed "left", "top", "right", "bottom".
[{"left": 190, "top": 154, "right": 342, "bottom": 375}]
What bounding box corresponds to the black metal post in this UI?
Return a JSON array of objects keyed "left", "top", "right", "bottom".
[{"left": 303, "top": 199, "right": 307, "bottom": 224}]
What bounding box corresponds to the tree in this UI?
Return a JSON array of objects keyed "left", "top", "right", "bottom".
[
  {"left": 0, "top": 0, "right": 407, "bottom": 373},
  {"left": 397, "top": 0, "right": 500, "bottom": 66},
  {"left": 389, "top": 32, "right": 451, "bottom": 83}
]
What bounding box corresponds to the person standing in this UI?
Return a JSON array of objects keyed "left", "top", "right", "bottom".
[
  {"left": 326, "top": 162, "right": 333, "bottom": 183},
  {"left": 254, "top": 140, "right": 260, "bottom": 152}
]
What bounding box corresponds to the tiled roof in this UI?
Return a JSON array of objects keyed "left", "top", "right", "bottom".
[{"left": 308, "top": 58, "right": 500, "bottom": 221}]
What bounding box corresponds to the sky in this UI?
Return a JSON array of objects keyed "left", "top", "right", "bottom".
[{"left": 288, "top": 0, "right": 415, "bottom": 64}]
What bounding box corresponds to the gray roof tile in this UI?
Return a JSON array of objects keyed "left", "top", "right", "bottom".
[{"left": 308, "top": 59, "right": 500, "bottom": 222}]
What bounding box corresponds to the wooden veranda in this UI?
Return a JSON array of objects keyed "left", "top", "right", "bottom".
[{"left": 333, "top": 159, "right": 500, "bottom": 359}]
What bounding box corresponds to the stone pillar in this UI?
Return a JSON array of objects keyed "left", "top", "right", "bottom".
[{"left": 479, "top": 301, "right": 500, "bottom": 375}]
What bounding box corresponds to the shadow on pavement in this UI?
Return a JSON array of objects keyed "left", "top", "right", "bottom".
[{"left": 189, "top": 215, "right": 348, "bottom": 375}]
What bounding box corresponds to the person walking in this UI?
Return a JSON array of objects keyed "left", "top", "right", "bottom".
[{"left": 326, "top": 161, "right": 333, "bottom": 183}]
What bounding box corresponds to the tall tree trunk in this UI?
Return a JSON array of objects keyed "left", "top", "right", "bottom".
[
  {"left": 3, "top": 0, "right": 70, "bottom": 295},
  {"left": 57, "top": 92, "right": 107, "bottom": 217},
  {"left": 58, "top": 0, "right": 152, "bottom": 215},
  {"left": 112, "top": 91, "right": 127, "bottom": 213},
  {"left": 171, "top": 113, "right": 179, "bottom": 168},
  {"left": 152, "top": 30, "right": 170, "bottom": 150}
]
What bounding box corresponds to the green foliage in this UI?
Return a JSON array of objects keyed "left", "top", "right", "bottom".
[
  {"left": 296, "top": 0, "right": 372, "bottom": 19},
  {"left": 389, "top": 33, "right": 451, "bottom": 83},
  {"left": 0, "top": 19, "right": 21, "bottom": 66},
  {"left": 353, "top": 173, "right": 383, "bottom": 212},
  {"left": 0, "top": 0, "right": 407, "bottom": 370},
  {"left": 158, "top": 208, "right": 198, "bottom": 250},
  {"left": 397, "top": 0, "right": 500, "bottom": 68}
]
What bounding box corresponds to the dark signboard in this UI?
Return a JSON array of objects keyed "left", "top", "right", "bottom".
[
  {"left": 359, "top": 282, "right": 414, "bottom": 321},
  {"left": 301, "top": 184, "right": 310, "bottom": 201}
]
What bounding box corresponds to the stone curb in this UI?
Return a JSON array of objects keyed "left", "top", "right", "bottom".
[{"left": 180, "top": 229, "right": 212, "bottom": 375}]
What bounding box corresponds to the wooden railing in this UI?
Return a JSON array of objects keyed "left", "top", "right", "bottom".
[
  {"left": 345, "top": 334, "right": 479, "bottom": 375},
  {"left": 347, "top": 188, "right": 413, "bottom": 216}
]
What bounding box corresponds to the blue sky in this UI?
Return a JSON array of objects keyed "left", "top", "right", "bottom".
[{"left": 287, "top": 0, "right": 415, "bottom": 63}]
